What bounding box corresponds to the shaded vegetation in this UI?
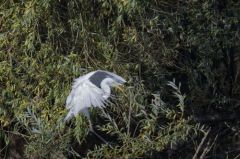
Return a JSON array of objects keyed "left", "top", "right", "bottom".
[{"left": 0, "top": 0, "right": 240, "bottom": 158}]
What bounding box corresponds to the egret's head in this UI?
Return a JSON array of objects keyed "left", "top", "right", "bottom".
[{"left": 101, "top": 76, "right": 126, "bottom": 93}]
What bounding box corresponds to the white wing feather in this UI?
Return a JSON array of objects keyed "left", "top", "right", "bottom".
[
  {"left": 64, "top": 77, "right": 107, "bottom": 121},
  {"left": 66, "top": 71, "right": 96, "bottom": 109}
]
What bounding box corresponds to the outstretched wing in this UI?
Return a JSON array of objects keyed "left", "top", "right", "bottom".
[
  {"left": 98, "top": 70, "right": 126, "bottom": 84},
  {"left": 66, "top": 75, "right": 87, "bottom": 110},
  {"left": 65, "top": 78, "right": 107, "bottom": 121}
]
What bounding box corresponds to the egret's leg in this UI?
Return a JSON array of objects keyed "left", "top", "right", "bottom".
[
  {"left": 82, "top": 108, "right": 113, "bottom": 148},
  {"left": 88, "top": 119, "right": 113, "bottom": 148},
  {"left": 87, "top": 118, "right": 94, "bottom": 132}
]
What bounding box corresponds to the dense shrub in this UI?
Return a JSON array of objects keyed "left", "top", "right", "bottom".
[{"left": 1, "top": 0, "right": 239, "bottom": 158}]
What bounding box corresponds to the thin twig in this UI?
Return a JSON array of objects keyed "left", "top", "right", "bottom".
[
  {"left": 199, "top": 134, "right": 218, "bottom": 159},
  {"left": 193, "top": 128, "right": 211, "bottom": 159}
]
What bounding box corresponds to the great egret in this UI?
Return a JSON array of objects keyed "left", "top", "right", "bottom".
[{"left": 64, "top": 70, "right": 126, "bottom": 146}]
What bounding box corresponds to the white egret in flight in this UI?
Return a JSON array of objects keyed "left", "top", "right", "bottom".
[{"left": 64, "top": 70, "right": 126, "bottom": 146}]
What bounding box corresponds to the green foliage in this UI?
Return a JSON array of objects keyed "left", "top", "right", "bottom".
[
  {"left": 86, "top": 81, "right": 197, "bottom": 158},
  {"left": 1, "top": 0, "right": 240, "bottom": 158}
]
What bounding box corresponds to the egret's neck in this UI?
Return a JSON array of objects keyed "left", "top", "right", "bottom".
[{"left": 101, "top": 78, "right": 112, "bottom": 99}]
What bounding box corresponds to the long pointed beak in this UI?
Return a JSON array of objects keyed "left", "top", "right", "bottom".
[{"left": 115, "top": 85, "right": 124, "bottom": 92}]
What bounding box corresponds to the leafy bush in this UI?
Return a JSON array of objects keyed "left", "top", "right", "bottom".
[{"left": 0, "top": 0, "right": 239, "bottom": 158}]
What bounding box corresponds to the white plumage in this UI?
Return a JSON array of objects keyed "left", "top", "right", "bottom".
[{"left": 64, "top": 70, "right": 126, "bottom": 122}]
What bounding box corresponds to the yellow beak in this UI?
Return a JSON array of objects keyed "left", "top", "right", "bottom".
[{"left": 115, "top": 85, "right": 124, "bottom": 92}]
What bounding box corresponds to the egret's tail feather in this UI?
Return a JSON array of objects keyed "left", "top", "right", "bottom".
[{"left": 64, "top": 112, "right": 73, "bottom": 122}]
